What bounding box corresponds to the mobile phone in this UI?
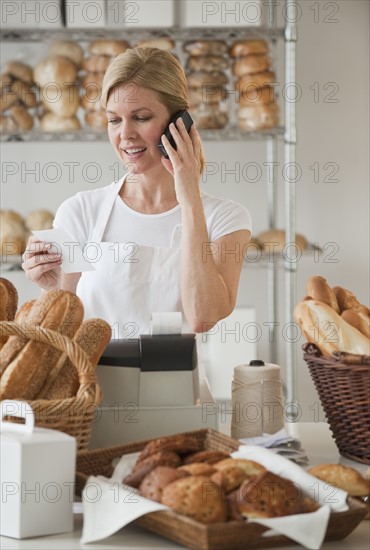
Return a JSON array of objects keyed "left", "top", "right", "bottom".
[{"left": 158, "top": 109, "right": 194, "bottom": 159}]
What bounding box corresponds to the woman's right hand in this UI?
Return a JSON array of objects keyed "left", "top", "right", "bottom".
[{"left": 22, "top": 235, "right": 62, "bottom": 290}]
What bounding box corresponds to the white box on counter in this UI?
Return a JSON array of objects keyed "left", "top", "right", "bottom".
[
  {"left": 106, "top": 0, "right": 175, "bottom": 28},
  {"left": 1, "top": 0, "right": 64, "bottom": 29},
  {"left": 65, "top": 0, "right": 107, "bottom": 28},
  {"left": 179, "top": 0, "right": 264, "bottom": 27},
  {"left": 0, "top": 401, "right": 76, "bottom": 540}
]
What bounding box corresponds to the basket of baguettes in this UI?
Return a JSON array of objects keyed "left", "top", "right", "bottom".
[
  {"left": 294, "top": 276, "right": 370, "bottom": 464},
  {"left": 0, "top": 277, "right": 111, "bottom": 451}
]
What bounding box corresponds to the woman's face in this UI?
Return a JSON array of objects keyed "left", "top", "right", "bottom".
[{"left": 106, "top": 83, "right": 170, "bottom": 175}]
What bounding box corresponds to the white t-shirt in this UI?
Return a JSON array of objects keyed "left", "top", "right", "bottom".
[{"left": 53, "top": 180, "right": 252, "bottom": 247}]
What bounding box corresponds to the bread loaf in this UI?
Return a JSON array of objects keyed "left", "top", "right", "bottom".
[
  {"left": 0, "top": 299, "right": 36, "bottom": 367},
  {"left": 256, "top": 228, "right": 308, "bottom": 253},
  {"left": 333, "top": 285, "right": 361, "bottom": 312},
  {"left": 50, "top": 41, "right": 84, "bottom": 67},
  {"left": 233, "top": 54, "right": 270, "bottom": 76},
  {"left": 41, "top": 84, "right": 80, "bottom": 118},
  {"left": 294, "top": 298, "right": 370, "bottom": 356},
  {"left": 0, "top": 278, "right": 18, "bottom": 322},
  {"left": 308, "top": 464, "right": 369, "bottom": 497},
  {"left": 24, "top": 209, "right": 54, "bottom": 231},
  {"left": 89, "top": 39, "right": 130, "bottom": 57},
  {"left": 0, "top": 209, "right": 28, "bottom": 255},
  {"left": 341, "top": 306, "right": 370, "bottom": 339},
  {"left": 0, "top": 290, "right": 84, "bottom": 400},
  {"left": 34, "top": 56, "right": 78, "bottom": 88},
  {"left": 137, "top": 38, "right": 175, "bottom": 51},
  {"left": 183, "top": 40, "right": 228, "bottom": 57},
  {"left": 7, "top": 61, "right": 34, "bottom": 84},
  {"left": 10, "top": 105, "right": 34, "bottom": 131},
  {"left": 161, "top": 475, "right": 228, "bottom": 523},
  {"left": 40, "top": 113, "right": 81, "bottom": 132},
  {"left": 38, "top": 318, "right": 111, "bottom": 399},
  {"left": 307, "top": 276, "right": 340, "bottom": 314},
  {"left": 12, "top": 80, "right": 37, "bottom": 108},
  {"left": 229, "top": 39, "right": 268, "bottom": 57}
]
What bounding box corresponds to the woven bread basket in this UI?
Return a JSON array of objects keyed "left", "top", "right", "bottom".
[
  {"left": 0, "top": 321, "right": 102, "bottom": 451},
  {"left": 303, "top": 342, "right": 370, "bottom": 464}
]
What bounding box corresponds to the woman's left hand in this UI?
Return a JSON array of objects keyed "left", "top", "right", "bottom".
[{"left": 160, "top": 117, "right": 202, "bottom": 205}]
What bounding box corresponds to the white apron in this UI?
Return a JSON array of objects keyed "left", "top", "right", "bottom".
[{"left": 76, "top": 178, "right": 187, "bottom": 339}]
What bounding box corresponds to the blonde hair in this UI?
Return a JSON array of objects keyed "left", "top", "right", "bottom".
[{"left": 101, "top": 47, "right": 205, "bottom": 174}]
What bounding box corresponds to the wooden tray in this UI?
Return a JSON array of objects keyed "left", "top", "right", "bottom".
[{"left": 76, "top": 428, "right": 367, "bottom": 550}]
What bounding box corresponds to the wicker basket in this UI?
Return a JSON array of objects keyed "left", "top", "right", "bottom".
[
  {"left": 75, "top": 428, "right": 368, "bottom": 550},
  {"left": 303, "top": 342, "right": 370, "bottom": 465},
  {"left": 0, "top": 321, "right": 102, "bottom": 451}
]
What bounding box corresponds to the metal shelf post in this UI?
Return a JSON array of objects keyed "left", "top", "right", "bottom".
[{"left": 284, "top": 0, "right": 298, "bottom": 415}]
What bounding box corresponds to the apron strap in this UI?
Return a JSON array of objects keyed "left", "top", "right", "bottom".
[{"left": 90, "top": 176, "right": 127, "bottom": 242}]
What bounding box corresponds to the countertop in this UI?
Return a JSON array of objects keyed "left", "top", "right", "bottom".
[{"left": 1, "top": 422, "right": 369, "bottom": 550}]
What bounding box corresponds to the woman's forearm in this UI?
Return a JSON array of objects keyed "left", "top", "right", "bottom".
[{"left": 180, "top": 200, "right": 233, "bottom": 332}]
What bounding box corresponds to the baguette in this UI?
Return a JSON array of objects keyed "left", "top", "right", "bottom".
[
  {"left": 0, "top": 278, "right": 18, "bottom": 350},
  {"left": 341, "top": 306, "right": 370, "bottom": 339},
  {"left": 0, "top": 277, "right": 18, "bottom": 321},
  {"left": 294, "top": 299, "right": 370, "bottom": 356},
  {"left": 0, "top": 290, "right": 84, "bottom": 400},
  {"left": 39, "top": 318, "right": 111, "bottom": 399},
  {"left": 0, "top": 299, "right": 36, "bottom": 370},
  {"left": 332, "top": 285, "right": 361, "bottom": 312},
  {"left": 306, "top": 276, "right": 340, "bottom": 314}
]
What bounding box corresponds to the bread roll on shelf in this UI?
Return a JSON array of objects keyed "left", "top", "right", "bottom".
[
  {"left": 238, "top": 103, "right": 279, "bottom": 131},
  {"left": 40, "top": 112, "right": 81, "bottom": 132},
  {"left": 24, "top": 209, "right": 54, "bottom": 231},
  {"left": 232, "top": 54, "right": 270, "bottom": 77},
  {"left": 50, "top": 40, "right": 84, "bottom": 67},
  {"left": 89, "top": 39, "right": 130, "bottom": 57},
  {"left": 0, "top": 73, "right": 13, "bottom": 91},
  {"left": 12, "top": 79, "right": 37, "bottom": 108},
  {"left": 0, "top": 114, "right": 17, "bottom": 133},
  {"left": 6, "top": 61, "right": 34, "bottom": 84},
  {"left": 34, "top": 55, "right": 78, "bottom": 88},
  {"left": 229, "top": 39, "right": 279, "bottom": 132},
  {"left": 0, "top": 86, "right": 17, "bottom": 113},
  {"left": 0, "top": 209, "right": 28, "bottom": 256},
  {"left": 137, "top": 38, "right": 175, "bottom": 51},
  {"left": 183, "top": 40, "right": 228, "bottom": 57},
  {"left": 85, "top": 110, "right": 108, "bottom": 130},
  {"left": 82, "top": 55, "right": 112, "bottom": 73},
  {"left": 0, "top": 64, "right": 38, "bottom": 132},
  {"left": 41, "top": 84, "right": 80, "bottom": 118},
  {"left": 229, "top": 39, "right": 269, "bottom": 57},
  {"left": 9, "top": 104, "right": 34, "bottom": 131},
  {"left": 256, "top": 228, "right": 308, "bottom": 253},
  {"left": 183, "top": 40, "right": 229, "bottom": 130}
]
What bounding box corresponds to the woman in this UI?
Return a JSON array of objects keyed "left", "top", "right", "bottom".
[{"left": 22, "top": 48, "right": 251, "bottom": 337}]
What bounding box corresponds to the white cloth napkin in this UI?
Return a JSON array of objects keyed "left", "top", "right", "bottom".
[
  {"left": 80, "top": 452, "right": 170, "bottom": 544},
  {"left": 231, "top": 445, "right": 349, "bottom": 549}
]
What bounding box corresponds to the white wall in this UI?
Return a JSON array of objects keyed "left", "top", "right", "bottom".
[{"left": 1, "top": 1, "right": 369, "bottom": 419}]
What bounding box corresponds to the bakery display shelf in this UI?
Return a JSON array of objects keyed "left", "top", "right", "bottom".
[
  {"left": 0, "top": 126, "right": 285, "bottom": 143},
  {"left": 244, "top": 244, "right": 322, "bottom": 269},
  {"left": 1, "top": 26, "right": 285, "bottom": 44}
]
